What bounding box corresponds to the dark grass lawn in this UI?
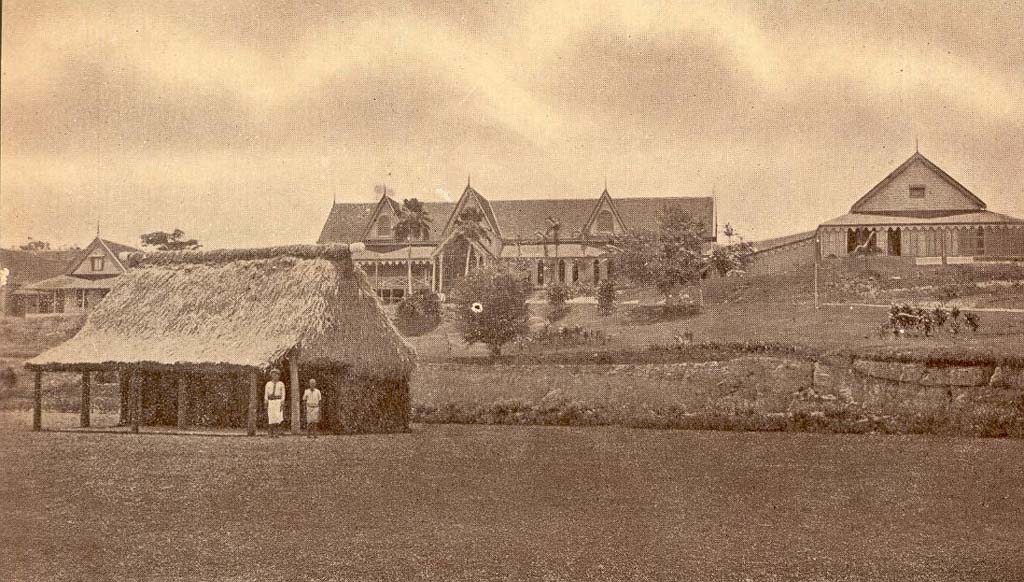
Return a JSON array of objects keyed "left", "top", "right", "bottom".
[{"left": 2, "top": 413, "right": 1022, "bottom": 581}]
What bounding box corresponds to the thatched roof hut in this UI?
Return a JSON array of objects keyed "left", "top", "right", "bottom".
[{"left": 26, "top": 244, "right": 416, "bottom": 435}]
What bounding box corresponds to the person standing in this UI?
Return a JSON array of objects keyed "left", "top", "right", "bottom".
[
  {"left": 264, "top": 368, "right": 286, "bottom": 438},
  {"left": 302, "top": 378, "right": 322, "bottom": 439}
]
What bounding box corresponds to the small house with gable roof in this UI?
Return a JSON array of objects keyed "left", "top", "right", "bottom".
[{"left": 817, "top": 152, "right": 1024, "bottom": 266}]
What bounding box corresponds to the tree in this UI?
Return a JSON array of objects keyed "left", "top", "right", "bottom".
[
  {"left": 597, "top": 279, "right": 616, "bottom": 315},
  {"left": 19, "top": 239, "right": 51, "bottom": 251},
  {"left": 545, "top": 283, "right": 572, "bottom": 321},
  {"left": 708, "top": 240, "right": 755, "bottom": 276},
  {"left": 612, "top": 206, "right": 707, "bottom": 300},
  {"left": 394, "top": 198, "right": 433, "bottom": 242},
  {"left": 394, "top": 198, "right": 433, "bottom": 294},
  {"left": 450, "top": 265, "right": 530, "bottom": 356},
  {"left": 140, "top": 229, "right": 201, "bottom": 251},
  {"left": 453, "top": 208, "right": 492, "bottom": 276}
]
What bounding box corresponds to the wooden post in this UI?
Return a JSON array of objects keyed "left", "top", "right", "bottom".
[
  {"left": 407, "top": 246, "right": 414, "bottom": 295},
  {"left": 289, "top": 348, "right": 301, "bottom": 434},
  {"left": 33, "top": 370, "right": 42, "bottom": 431},
  {"left": 431, "top": 260, "right": 437, "bottom": 292},
  {"left": 813, "top": 262, "right": 820, "bottom": 310},
  {"left": 80, "top": 371, "right": 91, "bottom": 428},
  {"left": 438, "top": 253, "right": 445, "bottom": 293},
  {"left": 247, "top": 370, "right": 259, "bottom": 436},
  {"left": 176, "top": 375, "right": 189, "bottom": 429},
  {"left": 118, "top": 370, "right": 131, "bottom": 425},
  {"left": 130, "top": 369, "right": 141, "bottom": 434}
]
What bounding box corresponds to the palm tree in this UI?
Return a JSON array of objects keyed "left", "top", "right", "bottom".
[
  {"left": 394, "top": 198, "right": 432, "bottom": 242},
  {"left": 395, "top": 199, "right": 433, "bottom": 294},
  {"left": 453, "top": 208, "right": 491, "bottom": 276}
]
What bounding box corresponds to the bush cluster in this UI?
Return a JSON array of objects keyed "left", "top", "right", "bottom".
[
  {"left": 545, "top": 284, "right": 573, "bottom": 321},
  {"left": 596, "top": 280, "right": 616, "bottom": 315},
  {"left": 883, "top": 303, "right": 981, "bottom": 338},
  {"left": 395, "top": 290, "right": 443, "bottom": 335}
]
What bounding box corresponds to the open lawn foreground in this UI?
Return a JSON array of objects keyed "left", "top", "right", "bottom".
[{"left": 1, "top": 413, "right": 1022, "bottom": 582}]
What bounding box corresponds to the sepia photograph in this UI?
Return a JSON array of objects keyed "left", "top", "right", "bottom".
[{"left": 1, "top": 1, "right": 1023, "bottom": 580}]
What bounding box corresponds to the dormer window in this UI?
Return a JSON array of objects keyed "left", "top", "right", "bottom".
[
  {"left": 909, "top": 185, "right": 926, "bottom": 199},
  {"left": 90, "top": 257, "right": 105, "bottom": 271},
  {"left": 376, "top": 215, "right": 392, "bottom": 237},
  {"left": 595, "top": 209, "right": 614, "bottom": 233}
]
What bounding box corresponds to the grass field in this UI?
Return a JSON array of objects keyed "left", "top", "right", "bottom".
[
  {"left": 2, "top": 412, "right": 1022, "bottom": 581},
  {"left": 407, "top": 271, "right": 1024, "bottom": 362}
]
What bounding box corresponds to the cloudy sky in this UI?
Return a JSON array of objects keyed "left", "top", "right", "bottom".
[{"left": 2, "top": 0, "right": 1022, "bottom": 249}]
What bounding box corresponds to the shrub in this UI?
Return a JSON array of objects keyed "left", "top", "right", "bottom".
[
  {"left": 884, "top": 303, "right": 982, "bottom": 337},
  {"left": 546, "top": 284, "right": 573, "bottom": 321},
  {"left": 395, "top": 290, "right": 442, "bottom": 335},
  {"left": 597, "top": 280, "right": 616, "bottom": 315},
  {"left": 450, "top": 265, "right": 531, "bottom": 356}
]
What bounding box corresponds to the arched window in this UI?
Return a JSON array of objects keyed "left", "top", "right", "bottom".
[
  {"left": 571, "top": 261, "right": 579, "bottom": 283},
  {"left": 606, "top": 259, "right": 614, "bottom": 281},
  {"left": 537, "top": 261, "right": 545, "bottom": 285},
  {"left": 558, "top": 260, "right": 566, "bottom": 283},
  {"left": 596, "top": 209, "right": 614, "bottom": 233},
  {"left": 593, "top": 259, "right": 601, "bottom": 284},
  {"left": 376, "top": 215, "right": 392, "bottom": 237}
]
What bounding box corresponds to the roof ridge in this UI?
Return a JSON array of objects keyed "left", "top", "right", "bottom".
[{"left": 128, "top": 244, "right": 352, "bottom": 268}]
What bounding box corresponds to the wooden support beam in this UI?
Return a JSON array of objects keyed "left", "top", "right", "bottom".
[
  {"left": 289, "top": 348, "right": 301, "bottom": 434},
  {"left": 438, "top": 253, "right": 444, "bottom": 293},
  {"left": 33, "top": 370, "right": 42, "bottom": 431},
  {"left": 119, "top": 370, "right": 131, "bottom": 425},
  {"left": 80, "top": 371, "right": 91, "bottom": 428},
  {"left": 130, "top": 369, "right": 141, "bottom": 434},
  {"left": 176, "top": 375, "right": 189, "bottom": 429},
  {"left": 247, "top": 371, "right": 259, "bottom": 436}
]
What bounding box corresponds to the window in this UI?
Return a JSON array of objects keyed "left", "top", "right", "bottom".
[
  {"left": 76, "top": 290, "right": 86, "bottom": 309},
  {"left": 607, "top": 259, "right": 614, "bottom": 281},
  {"left": 536, "top": 261, "right": 545, "bottom": 285},
  {"left": 90, "top": 256, "right": 105, "bottom": 271},
  {"left": 558, "top": 260, "right": 566, "bottom": 283},
  {"left": 571, "top": 261, "right": 579, "bottom": 283},
  {"left": 593, "top": 259, "right": 601, "bottom": 285},
  {"left": 909, "top": 185, "right": 926, "bottom": 199},
  {"left": 376, "top": 215, "right": 392, "bottom": 237},
  {"left": 959, "top": 228, "right": 985, "bottom": 256},
  {"left": 595, "top": 209, "right": 614, "bottom": 233}
]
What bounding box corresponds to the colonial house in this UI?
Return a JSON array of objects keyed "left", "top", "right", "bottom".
[
  {"left": 318, "top": 182, "right": 716, "bottom": 300},
  {"left": 13, "top": 237, "right": 139, "bottom": 315},
  {"left": 818, "top": 152, "right": 1024, "bottom": 266}
]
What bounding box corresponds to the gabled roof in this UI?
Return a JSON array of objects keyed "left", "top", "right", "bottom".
[
  {"left": 27, "top": 245, "right": 415, "bottom": 379},
  {"left": 579, "top": 189, "right": 627, "bottom": 235},
  {"left": 850, "top": 152, "right": 987, "bottom": 213},
  {"left": 318, "top": 191, "right": 716, "bottom": 244},
  {"left": 357, "top": 193, "right": 403, "bottom": 240},
  {"left": 438, "top": 184, "right": 503, "bottom": 240},
  {"left": 66, "top": 237, "right": 139, "bottom": 275}
]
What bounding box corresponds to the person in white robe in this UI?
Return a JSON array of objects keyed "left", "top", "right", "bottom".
[
  {"left": 264, "top": 369, "right": 286, "bottom": 437},
  {"left": 302, "top": 378, "right": 322, "bottom": 439}
]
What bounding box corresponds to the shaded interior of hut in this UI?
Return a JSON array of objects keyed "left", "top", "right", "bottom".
[{"left": 118, "top": 363, "right": 409, "bottom": 434}]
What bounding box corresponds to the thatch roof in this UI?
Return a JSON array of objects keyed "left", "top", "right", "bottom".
[{"left": 27, "top": 244, "right": 415, "bottom": 379}]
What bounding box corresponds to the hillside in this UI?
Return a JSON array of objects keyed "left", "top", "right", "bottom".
[{"left": 408, "top": 268, "right": 1024, "bottom": 362}]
